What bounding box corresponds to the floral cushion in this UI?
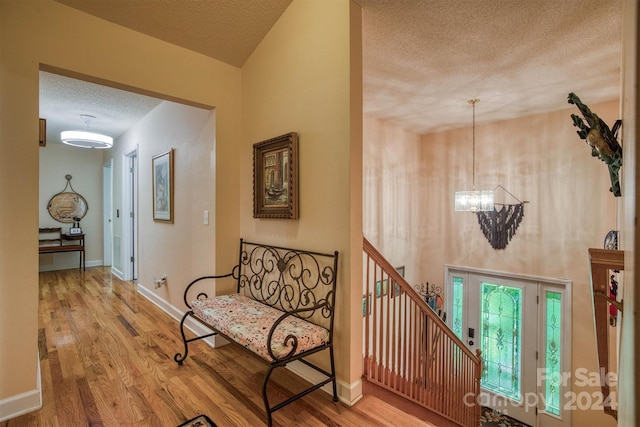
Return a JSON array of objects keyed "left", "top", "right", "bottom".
[{"left": 191, "top": 293, "right": 329, "bottom": 362}]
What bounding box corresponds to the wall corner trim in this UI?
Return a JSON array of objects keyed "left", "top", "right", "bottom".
[
  {"left": 0, "top": 354, "right": 42, "bottom": 422},
  {"left": 286, "top": 361, "right": 363, "bottom": 406}
]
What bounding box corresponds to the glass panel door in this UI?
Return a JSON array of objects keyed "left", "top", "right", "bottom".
[
  {"left": 480, "top": 282, "right": 523, "bottom": 402},
  {"left": 451, "top": 275, "right": 464, "bottom": 340},
  {"left": 544, "top": 291, "right": 562, "bottom": 416},
  {"left": 471, "top": 276, "right": 537, "bottom": 427}
]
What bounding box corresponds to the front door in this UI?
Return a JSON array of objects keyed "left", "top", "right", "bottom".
[{"left": 446, "top": 267, "right": 571, "bottom": 427}]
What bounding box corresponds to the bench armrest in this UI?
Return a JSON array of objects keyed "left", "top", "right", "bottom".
[
  {"left": 182, "top": 266, "right": 239, "bottom": 309},
  {"left": 266, "top": 302, "right": 331, "bottom": 362}
]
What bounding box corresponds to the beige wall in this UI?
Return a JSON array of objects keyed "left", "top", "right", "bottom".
[
  {"left": 38, "top": 143, "right": 104, "bottom": 270},
  {"left": 364, "top": 100, "right": 620, "bottom": 427},
  {"left": 106, "top": 101, "right": 216, "bottom": 302},
  {"left": 0, "top": 0, "right": 241, "bottom": 412},
  {"left": 241, "top": 0, "right": 362, "bottom": 399}
]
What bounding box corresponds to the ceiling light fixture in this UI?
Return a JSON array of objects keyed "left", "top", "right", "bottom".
[
  {"left": 454, "top": 99, "right": 494, "bottom": 212},
  {"left": 61, "top": 114, "right": 113, "bottom": 149}
]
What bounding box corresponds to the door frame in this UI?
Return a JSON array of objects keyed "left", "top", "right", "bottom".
[
  {"left": 122, "top": 148, "right": 138, "bottom": 282},
  {"left": 102, "top": 159, "right": 113, "bottom": 267},
  {"left": 444, "top": 265, "right": 572, "bottom": 427}
]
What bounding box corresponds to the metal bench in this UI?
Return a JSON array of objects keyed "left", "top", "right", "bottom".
[{"left": 174, "top": 239, "right": 339, "bottom": 426}]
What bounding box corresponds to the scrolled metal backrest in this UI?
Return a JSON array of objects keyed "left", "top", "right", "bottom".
[{"left": 237, "top": 240, "right": 338, "bottom": 329}]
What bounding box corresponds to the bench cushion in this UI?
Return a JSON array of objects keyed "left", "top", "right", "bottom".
[{"left": 191, "top": 293, "right": 329, "bottom": 362}]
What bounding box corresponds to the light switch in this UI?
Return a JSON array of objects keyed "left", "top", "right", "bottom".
[{"left": 203, "top": 210, "right": 209, "bottom": 225}]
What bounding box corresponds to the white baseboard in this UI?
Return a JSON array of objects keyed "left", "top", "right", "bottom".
[
  {"left": 286, "top": 360, "right": 362, "bottom": 406},
  {"left": 0, "top": 353, "right": 42, "bottom": 422},
  {"left": 137, "top": 283, "right": 361, "bottom": 405},
  {"left": 111, "top": 266, "right": 124, "bottom": 280},
  {"left": 38, "top": 259, "right": 102, "bottom": 272}
]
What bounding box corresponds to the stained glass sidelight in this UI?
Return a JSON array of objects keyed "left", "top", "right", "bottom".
[
  {"left": 480, "top": 283, "right": 522, "bottom": 402},
  {"left": 544, "top": 291, "right": 562, "bottom": 415},
  {"left": 452, "top": 276, "right": 464, "bottom": 339}
]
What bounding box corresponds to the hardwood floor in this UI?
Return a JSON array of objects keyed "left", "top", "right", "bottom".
[{"left": 2, "top": 267, "right": 450, "bottom": 427}]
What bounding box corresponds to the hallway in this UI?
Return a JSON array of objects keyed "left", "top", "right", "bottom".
[{"left": 2, "top": 267, "right": 444, "bottom": 427}]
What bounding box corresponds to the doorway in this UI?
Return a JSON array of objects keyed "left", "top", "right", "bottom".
[
  {"left": 102, "top": 159, "right": 113, "bottom": 267},
  {"left": 445, "top": 266, "right": 572, "bottom": 427},
  {"left": 123, "top": 149, "right": 138, "bottom": 282}
]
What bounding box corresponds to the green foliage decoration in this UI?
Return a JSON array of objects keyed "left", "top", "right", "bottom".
[{"left": 568, "top": 92, "right": 622, "bottom": 196}]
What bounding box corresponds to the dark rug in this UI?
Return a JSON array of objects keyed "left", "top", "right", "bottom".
[
  {"left": 177, "top": 414, "right": 217, "bottom": 427},
  {"left": 481, "top": 407, "right": 531, "bottom": 427}
]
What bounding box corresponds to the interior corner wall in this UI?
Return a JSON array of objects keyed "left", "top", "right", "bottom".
[
  {"left": 0, "top": 0, "right": 241, "bottom": 417},
  {"left": 240, "top": 0, "right": 358, "bottom": 399},
  {"left": 348, "top": 0, "right": 364, "bottom": 397},
  {"left": 364, "top": 100, "right": 620, "bottom": 427},
  {"left": 38, "top": 143, "right": 104, "bottom": 271}
]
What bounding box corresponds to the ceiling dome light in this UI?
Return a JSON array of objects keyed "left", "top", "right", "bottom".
[
  {"left": 61, "top": 130, "right": 113, "bottom": 149},
  {"left": 61, "top": 115, "right": 113, "bottom": 149}
]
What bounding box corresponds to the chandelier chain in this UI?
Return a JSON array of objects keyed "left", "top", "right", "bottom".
[{"left": 469, "top": 98, "right": 479, "bottom": 190}]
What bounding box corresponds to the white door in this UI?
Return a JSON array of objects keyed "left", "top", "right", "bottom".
[
  {"left": 102, "top": 160, "right": 113, "bottom": 267},
  {"left": 446, "top": 267, "right": 571, "bottom": 427},
  {"left": 123, "top": 149, "right": 138, "bottom": 282}
]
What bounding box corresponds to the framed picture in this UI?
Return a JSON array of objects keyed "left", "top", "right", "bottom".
[
  {"left": 362, "top": 293, "right": 372, "bottom": 317},
  {"left": 375, "top": 279, "right": 388, "bottom": 298},
  {"left": 253, "top": 132, "right": 298, "bottom": 219},
  {"left": 393, "top": 266, "right": 405, "bottom": 297},
  {"left": 152, "top": 149, "right": 174, "bottom": 223}
]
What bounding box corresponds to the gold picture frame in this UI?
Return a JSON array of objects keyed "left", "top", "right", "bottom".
[
  {"left": 152, "top": 149, "right": 174, "bottom": 223},
  {"left": 253, "top": 132, "right": 298, "bottom": 219}
]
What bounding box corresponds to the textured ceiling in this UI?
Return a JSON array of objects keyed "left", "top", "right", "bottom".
[
  {"left": 357, "top": 0, "right": 622, "bottom": 134},
  {"left": 40, "top": 71, "right": 163, "bottom": 145},
  {"left": 43, "top": 0, "right": 623, "bottom": 146}
]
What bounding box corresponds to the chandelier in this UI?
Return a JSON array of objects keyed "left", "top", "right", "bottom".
[{"left": 454, "top": 99, "right": 494, "bottom": 212}]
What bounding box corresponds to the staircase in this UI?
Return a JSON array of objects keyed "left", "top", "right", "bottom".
[{"left": 363, "top": 238, "right": 482, "bottom": 427}]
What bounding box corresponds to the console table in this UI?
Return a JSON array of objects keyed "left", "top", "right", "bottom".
[{"left": 38, "top": 228, "right": 85, "bottom": 271}]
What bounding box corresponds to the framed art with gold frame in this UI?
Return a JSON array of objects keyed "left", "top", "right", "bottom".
[{"left": 253, "top": 132, "right": 298, "bottom": 219}]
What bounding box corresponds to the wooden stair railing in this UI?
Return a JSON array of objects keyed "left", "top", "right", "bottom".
[
  {"left": 588, "top": 248, "right": 624, "bottom": 420},
  {"left": 362, "top": 238, "right": 482, "bottom": 427}
]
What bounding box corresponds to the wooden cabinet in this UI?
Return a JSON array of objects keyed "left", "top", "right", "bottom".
[{"left": 588, "top": 248, "right": 623, "bottom": 420}]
